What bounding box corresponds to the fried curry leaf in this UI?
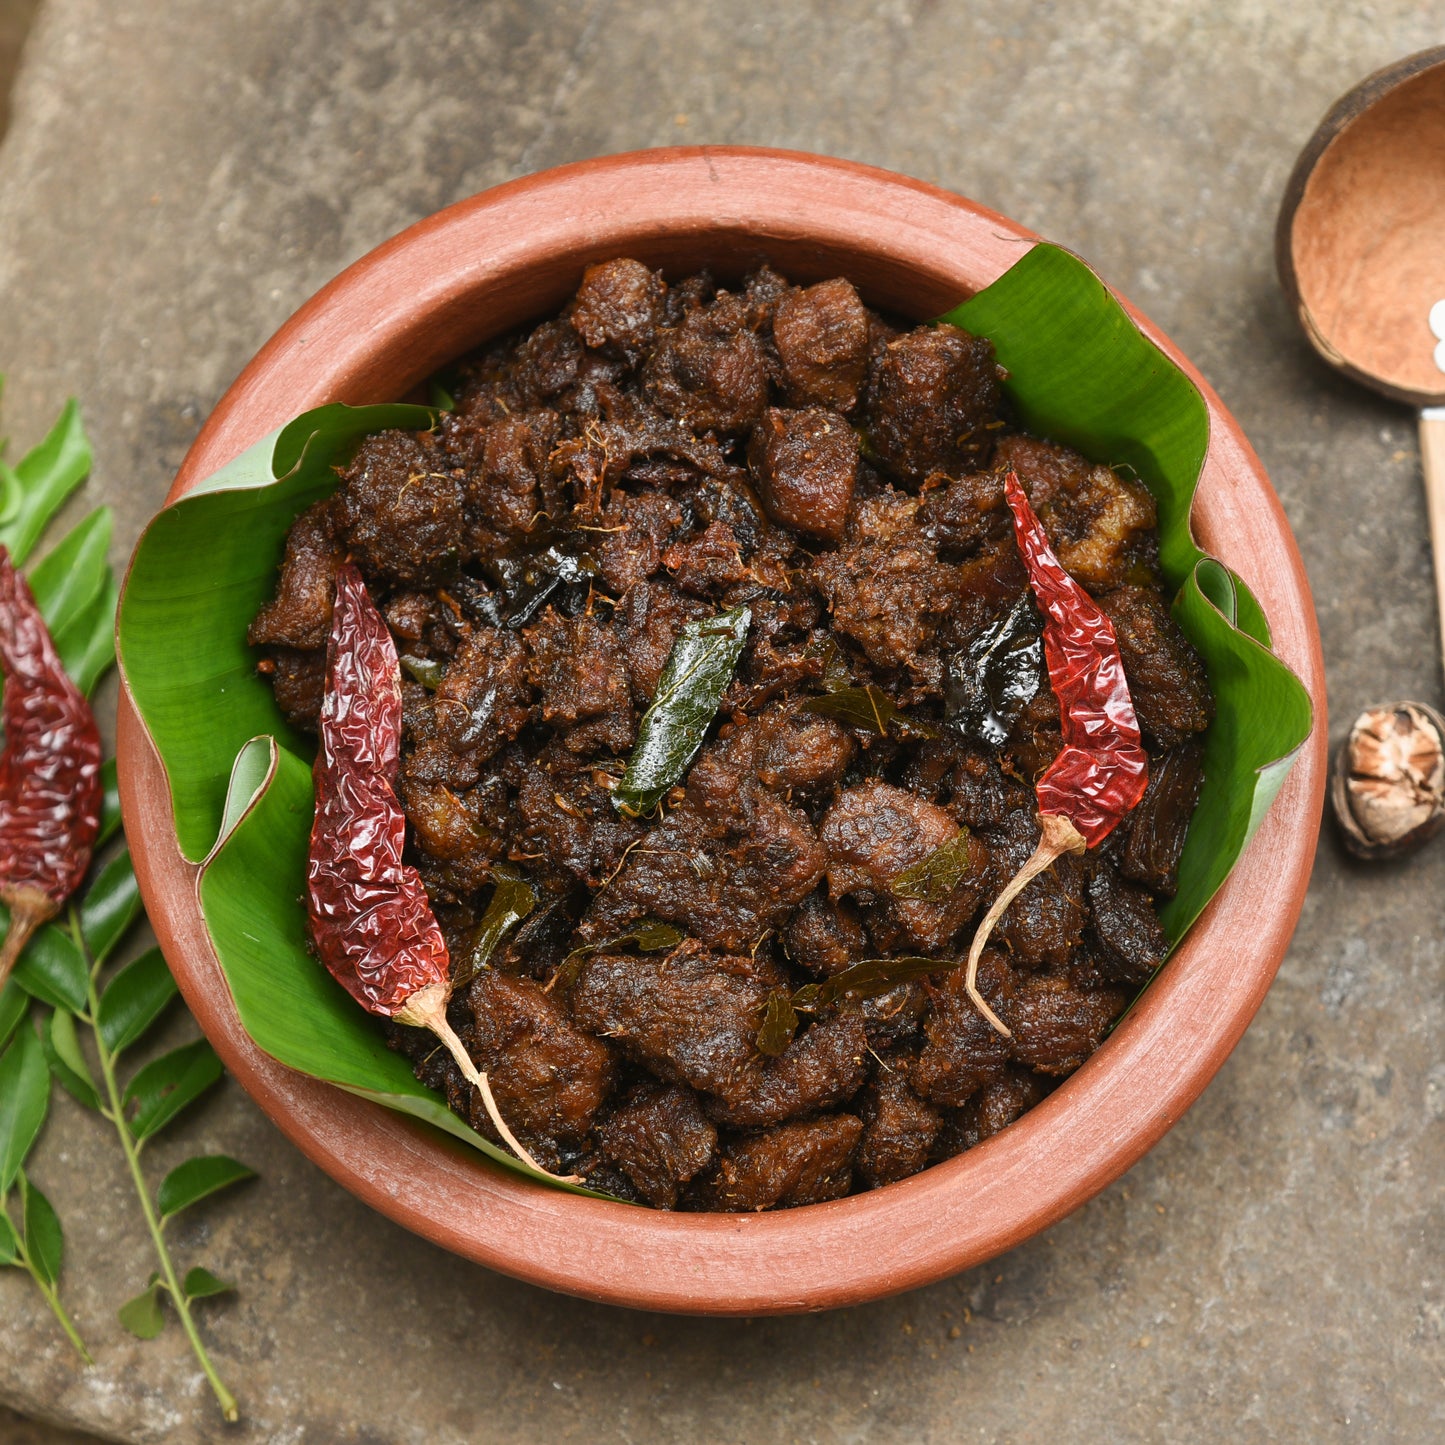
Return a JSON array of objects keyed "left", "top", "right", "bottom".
[
  {"left": 755, "top": 990, "right": 800, "bottom": 1057},
  {"left": 399, "top": 655, "right": 445, "bottom": 690},
  {"left": 801, "top": 684, "right": 899, "bottom": 735},
  {"left": 552, "top": 919, "right": 684, "bottom": 992},
  {"left": 613, "top": 606, "right": 750, "bottom": 816},
  {"left": 793, "top": 956, "right": 948, "bottom": 1010},
  {"left": 943, "top": 594, "right": 1044, "bottom": 747},
  {"left": 889, "top": 830, "right": 977, "bottom": 904},
  {"left": 451, "top": 870, "right": 536, "bottom": 991},
  {"left": 802, "top": 683, "right": 940, "bottom": 740}
]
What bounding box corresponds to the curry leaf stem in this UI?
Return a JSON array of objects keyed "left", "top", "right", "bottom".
[{"left": 74, "top": 909, "right": 239, "bottom": 1423}]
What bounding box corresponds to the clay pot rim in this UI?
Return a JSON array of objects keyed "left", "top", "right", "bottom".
[{"left": 115, "top": 146, "right": 1327, "bottom": 1315}]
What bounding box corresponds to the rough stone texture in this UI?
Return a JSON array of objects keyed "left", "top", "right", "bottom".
[{"left": 1, "top": 2, "right": 1443, "bottom": 1441}]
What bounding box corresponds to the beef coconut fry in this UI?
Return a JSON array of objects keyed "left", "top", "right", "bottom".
[{"left": 251, "top": 259, "right": 1213, "bottom": 1208}]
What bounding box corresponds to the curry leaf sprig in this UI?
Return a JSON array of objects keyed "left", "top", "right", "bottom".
[{"left": 0, "top": 395, "right": 255, "bottom": 1423}]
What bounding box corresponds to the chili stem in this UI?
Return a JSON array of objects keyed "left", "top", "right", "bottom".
[
  {"left": 0, "top": 890, "right": 52, "bottom": 993},
  {"left": 963, "top": 812, "right": 1086, "bottom": 1038},
  {"left": 76, "top": 915, "right": 239, "bottom": 1423},
  {"left": 396, "top": 982, "right": 582, "bottom": 1186}
]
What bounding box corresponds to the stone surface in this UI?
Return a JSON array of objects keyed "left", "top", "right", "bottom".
[{"left": 1, "top": 1, "right": 1442, "bottom": 1441}]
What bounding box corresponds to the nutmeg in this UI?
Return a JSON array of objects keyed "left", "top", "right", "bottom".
[{"left": 1331, "top": 702, "right": 1445, "bottom": 859}]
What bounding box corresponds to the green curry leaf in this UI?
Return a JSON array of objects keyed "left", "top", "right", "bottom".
[{"left": 613, "top": 606, "right": 751, "bottom": 816}]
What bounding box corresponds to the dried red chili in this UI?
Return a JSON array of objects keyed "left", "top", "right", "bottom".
[
  {"left": 962, "top": 473, "right": 1150, "bottom": 1035},
  {"left": 0, "top": 547, "right": 103, "bottom": 990},
  {"left": 307, "top": 563, "right": 578, "bottom": 1182}
]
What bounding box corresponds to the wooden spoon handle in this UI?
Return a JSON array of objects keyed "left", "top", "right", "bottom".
[{"left": 1422, "top": 406, "right": 1445, "bottom": 683}]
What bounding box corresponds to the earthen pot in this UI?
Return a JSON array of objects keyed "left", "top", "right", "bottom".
[{"left": 116, "top": 148, "right": 1327, "bottom": 1314}]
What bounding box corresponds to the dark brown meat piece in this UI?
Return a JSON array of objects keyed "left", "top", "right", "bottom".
[
  {"left": 470, "top": 410, "right": 559, "bottom": 536},
  {"left": 569, "top": 258, "right": 668, "bottom": 364},
  {"left": 265, "top": 647, "right": 325, "bottom": 732},
  {"left": 995, "top": 434, "right": 1159, "bottom": 593},
  {"left": 570, "top": 944, "right": 776, "bottom": 1104},
  {"left": 615, "top": 578, "right": 713, "bottom": 704},
  {"left": 420, "top": 624, "right": 533, "bottom": 779},
  {"left": 912, "top": 951, "right": 1016, "bottom": 1107},
  {"left": 857, "top": 1062, "right": 942, "bottom": 1188},
  {"left": 451, "top": 971, "right": 615, "bottom": 1164},
  {"left": 982, "top": 811, "right": 1086, "bottom": 971},
  {"left": 918, "top": 469, "right": 1009, "bottom": 557},
  {"left": 785, "top": 890, "right": 869, "bottom": 977},
  {"left": 1118, "top": 739, "right": 1206, "bottom": 897},
  {"left": 661, "top": 519, "right": 751, "bottom": 596},
  {"left": 1085, "top": 865, "right": 1169, "bottom": 986},
  {"left": 596, "top": 489, "right": 686, "bottom": 595},
  {"left": 955, "top": 1066, "right": 1051, "bottom": 1150},
  {"left": 821, "top": 781, "right": 988, "bottom": 952},
  {"left": 585, "top": 718, "right": 828, "bottom": 952},
  {"left": 864, "top": 323, "right": 1001, "bottom": 483},
  {"left": 247, "top": 499, "right": 344, "bottom": 650},
  {"left": 398, "top": 775, "right": 497, "bottom": 895},
  {"left": 1008, "top": 976, "right": 1128, "bottom": 1076},
  {"left": 510, "top": 319, "right": 583, "bottom": 407},
  {"left": 748, "top": 406, "right": 858, "bottom": 543},
  {"left": 512, "top": 743, "right": 644, "bottom": 889},
  {"left": 596, "top": 1084, "right": 716, "bottom": 1209},
  {"left": 687, "top": 1114, "right": 862, "bottom": 1212},
  {"left": 813, "top": 505, "right": 963, "bottom": 675},
  {"left": 773, "top": 278, "right": 871, "bottom": 413},
  {"left": 526, "top": 609, "right": 635, "bottom": 755},
  {"left": 753, "top": 710, "right": 855, "bottom": 798},
  {"left": 706, "top": 1011, "right": 869, "bottom": 1129},
  {"left": 858, "top": 982, "right": 929, "bottom": 1050},
  {"left": 334, "top": 430, "right": 469, "bottom": 586},
  {"left": 1099, "top": 586, "right": 1213, "bottom": 748},
  {"left": 644, "top": 291, "right": 768, "bottom": 436}
]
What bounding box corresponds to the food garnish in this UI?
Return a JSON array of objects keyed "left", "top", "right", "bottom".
[
  {"left": 307, "top": 563, "right": 577, "bottom": 1182},
  {"left": 0, "top": 549, "right": 102, "bottom": 992},
  {"left": 961, "top": 473, "right": 1149, "bottom": 1037},
  {"left": 613, "top": 604, "right": 751, "bottom": 816}
]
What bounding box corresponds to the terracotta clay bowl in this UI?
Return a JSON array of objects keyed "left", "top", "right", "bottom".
[{"left": 116, "top": 148, "right": 1327, "bottom": 1315}]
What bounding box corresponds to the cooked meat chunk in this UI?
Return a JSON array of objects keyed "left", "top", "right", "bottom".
[
  {"left": 857, "top": 1062, "right": 942, "bottom": 1187},
  {"left": 264, "top": 646, "right": 325, "bottom": 732},
  {"left": 1008, "top": 976, "right": 1128, "bottom": 1075},
  {"left": 1086, "top": 866, "right": 1169, "bottom": 986},
  {"left": 822, "top": 781, "right": 988, "bottom": 951},
  {"left": 786, "top": 890, "right": 870, "bottom": 977},
  {"left": 334, "top": 430, "right": 469, "bottom": 586},
  {"left": 918, "top": 469, "right": 1009, "bottom": 556},
  {"left": 706, "top": 1011, "right": 868, "bottom": 1129},
  {"left": 512, "top": 744, "right": 644, "bottom": 889},
  {"left": 424, "top": 624, "right": 533, "bottom": 777},
  {"left": 996, "top": 434, "right": 1158, "bottom": 592},
  {"left": 1118, "top": 739, "right": 1206, "bottom": 896},
  {"left": 570, "top": 258, "right": 668, "bottom": 363},
  {"left": 615, "top": 578, "right": 713, "bottom": 703},
  {"left": 586, "top": 718, "right": 828, "bottom": 952},
  {"left": 865, "top": 323, "right": 1002, "bottom": 482},
  {"left": 773, "top": 278, "right": 871, "bottom": 412},
  {"left": 470, "top": 410, "right": 558, "bottom": 536},
  {"left": 597, "top": 1084, "right": 716, "bottom": 1208},
  {"left": 596, "top": 489, "right": 687, "bottom": 596},
  {"left": 451, "top": 971, "right": 615, "bottom": 1164},
  {"left": 813, "top": 510, "right": 962, "bottom": 674},
  {"left": 527, "top": 609, "right": 635, "bottom": 755},
  {"left": 570, "top": 944, "right": 775, "bottom": 1104},
  {"left": 1099, "top": 586, "right": 1214, "bottom": 748},
  {"left": 644, "top": 292, "right": 768, "bottom": 435},
  {"left": 688, "top": 1114, "right": 862, "bottom": 1212},
  {"left": 248, "top": 499, "right": 344, "bottom": 650},
  {"left": 956, "top": 1067, "right": 1051, "bottom": 1149},
  {"left": 255, "top": 261, "right": 1213, "bottom": 1209},
  {"left": 912, "top": 951, "right": 1016, "bottom": 1107},
  {"left": 749, "top": 406, "right": 858, "bottom": 543}
]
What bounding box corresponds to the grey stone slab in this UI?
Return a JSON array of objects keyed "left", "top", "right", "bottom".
[{"left": 0, "top": 2, "right": 1441, "bottom": 1442}]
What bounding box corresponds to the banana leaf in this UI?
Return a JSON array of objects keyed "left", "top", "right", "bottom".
[{"left": 117, "top": 244, "right": 1313, "bottom": 1192}]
